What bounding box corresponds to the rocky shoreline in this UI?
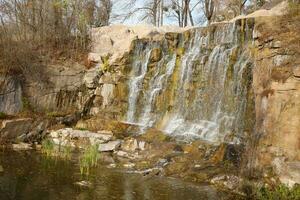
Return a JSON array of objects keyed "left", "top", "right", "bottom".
[{"left": 0, "top": 116, "right": 256, "bottom": 197}]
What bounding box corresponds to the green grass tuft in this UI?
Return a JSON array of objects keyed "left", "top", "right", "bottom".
[
  {"left": 255, "top": 184, "right": 300, "bottom": 200},
  {"left": 79, "top": 144, "right": 100, "bottom": 176},
  {"left": 41, "top": 139, "right": 72, "bottom": 159}
]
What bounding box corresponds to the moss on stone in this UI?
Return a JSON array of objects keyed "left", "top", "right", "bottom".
[
  {"left": 141, "top": 128, "right": 171, "bottom": 143},
  {"left": 100, "top": 55, "right": 111, "bottom": 72},
  {"left": 150, "top": 48, "right": 162, "bottom": 62},
  {"left": 164, "top": 162, "right": 189, "bottom": 176},
  {"left": 0, "top": 112, "right": 7, "bottom": 119},
  {"left": 176, "top": 47, "right": 185, "bottom": 56}
]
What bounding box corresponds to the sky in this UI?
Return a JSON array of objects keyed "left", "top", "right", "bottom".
[{"left": 111, "top": 0, "right": 206, "bottom": 26}]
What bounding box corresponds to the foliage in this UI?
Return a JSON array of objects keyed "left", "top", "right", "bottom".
[
  {"left": 79, "top": 144, "right": 100, "bottom": 175},
  {"left": 255, "top": 184, "right": 300, "bottom": 200},
  {"left": 0, "top": 112, "right": 7, "bottom": 119}
]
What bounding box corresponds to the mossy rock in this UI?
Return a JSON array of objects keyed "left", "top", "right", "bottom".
[
  {"left": 75, "top": 117, "right": 140, "bottom": 139},
  {"left": 150, "top": 48, "right": 162, "bottom": 62},
  {"left": 135, "top": 161, "right": 153, "bottom": 170},
  {"left": 183, "top": 31, "right": 191, "bottom": 42},
  {"left": 141, "top": 128, "right": 170, "bottom": 143},
  {"left": 100, "top": 55, "right": 111, "bottom": 72},
  {"left": 184, "top": 172, "right": 209, "bottom": 183},
  {"left": 176, "top": 47, "right": 185, "bottom": 56},
  {"left": 164, "top": 162, "right": 189, "bottom": 176}
]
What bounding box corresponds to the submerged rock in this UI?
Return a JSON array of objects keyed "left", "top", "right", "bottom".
[
  {"left": 74, "top": 181, "right": 92, "bottom": 188},
  {"left": 0, "top": 165, "right": 3, "bottom": 173}
]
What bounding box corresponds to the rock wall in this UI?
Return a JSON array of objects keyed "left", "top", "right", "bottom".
[
  {"left": 249, "top": 15, "right": 300, "bottom": 186},
  {"left": 0, "top": 75, "right": 23, "bottom": 114},
  {"left": 23, "top": 62, "right": 88, "bottom": 113},
  {"left": 0, "top": 61, "right": 91, "bottom": 115}
]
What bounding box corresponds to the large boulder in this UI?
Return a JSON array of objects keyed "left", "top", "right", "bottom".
[
  {"left": 48, "top": 128, "right": 113, "bottom": 148},
  {"left": 98, "top": 140, "right": 122, "bottom": 152},
  {"left": 0, "top": 118, "right": 33, "bottom": 142}
]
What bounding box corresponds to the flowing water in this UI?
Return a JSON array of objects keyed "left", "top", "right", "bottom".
[
  {"left": 0, "top": 150, "right": 233, "bottom": 200},
  {"left": 126, "top": 22, "right": 253, "bottom": 143}
]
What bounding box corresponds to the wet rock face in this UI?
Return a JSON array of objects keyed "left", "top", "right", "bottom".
[
  {"left": 23, "top": 63, "right": 86, "bottom": 112},
  {"left": 0, "top": 75, "right": 23, "bottom": 115}
]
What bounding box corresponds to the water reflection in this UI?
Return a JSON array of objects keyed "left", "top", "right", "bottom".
[{"left": 0, "top": 150, "right": 229, "bottom": 200}]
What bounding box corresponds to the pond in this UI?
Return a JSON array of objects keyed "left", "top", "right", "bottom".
[{"left": 0, "top": 150, "right": 235, "bottom": 200}]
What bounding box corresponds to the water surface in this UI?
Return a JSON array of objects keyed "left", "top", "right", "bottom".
[{"left": 0, "top": 150, "right": 232, "bottom": 200}]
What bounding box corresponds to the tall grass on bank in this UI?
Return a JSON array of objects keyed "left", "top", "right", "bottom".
[
  {"left": 41, "top": 139, "right": 72, "bottom": 160},
  {"left": 79, "top": 145, "right": 100, "bottom": 176}
]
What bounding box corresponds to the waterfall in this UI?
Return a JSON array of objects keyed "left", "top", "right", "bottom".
[
  {"left": 139, "top": 54, "right": 177, "bottom": 128},
  {"left": 126, "top": 22, "right": 253, "bottom": 143},
  {"left": 126, "top": 44, "right": 154, "bottom": 123}
]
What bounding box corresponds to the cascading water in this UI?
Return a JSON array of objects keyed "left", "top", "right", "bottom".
[
  {"left": 127, "top": 43, "right": 154, "bottom": 123},
  {"left": 126, "top": 22, "right": 253, "bottom": 143},
  {"left": 139, "top": 54, "right": 177, "bottom": 128}
]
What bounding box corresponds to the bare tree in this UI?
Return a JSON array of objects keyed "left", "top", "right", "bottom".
[
  {"left": 203, "top": 0, "right": 214, "bottom": 24},
  {"left": 121, "top": 0, "right": 165, "bottom": 27},
  {"left": 97, "top": 0, "right": 112, "bottom": 26},
  {"left": 166, "top": 0, "right": 196, "bottom": 27},
  {"left": 0, "top": 0, "right": 114, "bottom": 74}
]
